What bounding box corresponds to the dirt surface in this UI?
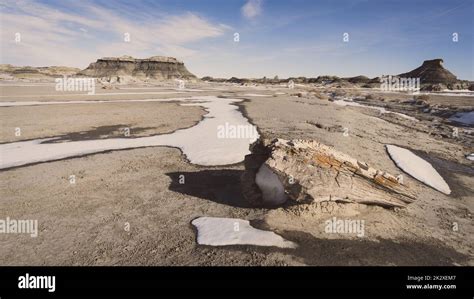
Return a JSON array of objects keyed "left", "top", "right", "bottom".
[
  {"left": 0, "top": 102, "right": 204, "bottom": 143},
  {"left": 0, "top": 83, "right": 472, "bottom": 266}
]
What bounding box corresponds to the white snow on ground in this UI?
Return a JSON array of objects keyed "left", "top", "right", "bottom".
[
  {"left": 105, "top": 87, "right": 167, "bottom": 90},
  {"left": 0, "top": 96, "right": 259, "bottom": 168},
  {"left": 255, "top": 164, "right": 288, "bottom": 205},
  {"left": 467, "top": 153, "right": 474, "bottom": 161},
  {"left": 449, "top": 111, "right": 474, "bottom": 126},
  {"left": 0, "top": 98, "right": 186, "bottom": 107},
  {"left": 421, "top": 91, "right": 474, "bottom": 97},
  {"left": 0, "top": 83, "right": 56, "bottom": 86},
  {"left": 376, "top": 90, "right": 474, "bottom": 97},
  {"left": 191, "top": 217, "right": 297, "bottom": 248},
  {"left": 0, "top": 91, "right": 187, "bottom": 98},
  {"left": 333, "top": 98, "right": 419, "bottom": 122},
  {"left": 118, "top": 87, "right": 207, "bottom": 92},
  {"left": 386, "top": 145, "right": 451, "bottom": 195},
  {"left": 242, "top": 93, "right": 271, "bottom": 97},
  {"left": 441, "top": 89, "right": 474, "bottom": 93}
]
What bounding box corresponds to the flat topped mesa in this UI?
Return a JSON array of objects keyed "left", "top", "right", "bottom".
[
  {"left": 78, "top": 55, "right": 196, "bottom": 80},
  {"left": 241, "top": 138, "right": 418, "bottom": 208}
]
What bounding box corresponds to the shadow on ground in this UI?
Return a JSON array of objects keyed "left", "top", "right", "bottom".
[
  {"left": 166, "top": 170, "right": 469, "bottom": 265},
  {"left": 277, "top": 230, "right": 469, "bottom": 266},
  {"left": 203, "top": 222, "right": 470, "bottom": 266},
  {"left": 413, "top": 149, "right": 474, "bottom": 198},
  {"left": 44, "top": 124, "right": 155, "bottom": 143},
  {"left": 166, "top": 169, "right": 256, "bottom": 208}
]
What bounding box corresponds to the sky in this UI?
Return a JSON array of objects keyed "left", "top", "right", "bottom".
[{"left": 1, "top": 0, "right": 473, "bottom": 79}]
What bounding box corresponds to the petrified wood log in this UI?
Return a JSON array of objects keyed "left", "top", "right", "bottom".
[{"left": 241, "top": 138, "right": 417, "bottom": 208}]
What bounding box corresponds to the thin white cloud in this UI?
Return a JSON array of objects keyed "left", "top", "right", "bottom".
[
  {"left": 0, "top": 1, "right": 229, "bottom": 68},
  {"left": 155, "top": 13, "right": 227, "bottom": 44},
  {"left": 241, "top": 0, "right": 262, "bottom": 20}
]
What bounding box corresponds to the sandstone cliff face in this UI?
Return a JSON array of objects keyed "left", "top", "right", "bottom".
[
  {"left": 79, "top": 55, "right": 196, "bottom": 80},
  {"left": 398, "top": 59, "right": 457, "bottom": 84}
]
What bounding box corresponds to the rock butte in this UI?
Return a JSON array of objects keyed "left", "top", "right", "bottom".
[
  {"left": 78, "top": 55, "right": 197, "bottom": 80},
  {"left": 398, "top": 59, "right": 457, "bottom": 85}
]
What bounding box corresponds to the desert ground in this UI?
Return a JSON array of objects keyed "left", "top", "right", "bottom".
[{"left": 0, "top": 82, "right": 472, "bottom": 266}]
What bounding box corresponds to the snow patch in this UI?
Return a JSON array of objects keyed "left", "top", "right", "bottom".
[
  {"left": 333, "top": 98, "right": 419, "bottom": 122},
  {"left": 467, "top": 153, "right": 474, "bottom": 161},
  {"left": 386, "top": 145, "right": 451, "bottom": 195},
  {"left": 191, "top": 217, "right": 296, "bottom": 248},
  {"left": 0, "top": 96, "right": 259, "bottom": 168},
  {"left": 441, "top": 89, "right": 474, "bottom": 93},
  {"left": 242, "top": 93, "right": 271, "bottom": 97},
  {"left": 0, "top": 98, "right": 186, "bottom": 107},
  {"left": 421, "top": 91, "right": 474, "bottom": 97},
  {"left": 255, "top": 164, "right": 288, "bottom": 205},
  {"left": 0, "top": 91, "right": 187, "bottom": 98}
]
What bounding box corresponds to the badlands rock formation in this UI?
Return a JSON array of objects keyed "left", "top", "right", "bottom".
[
  {"left": 79, "top": 55, "right": 196, "bottom": 81},
  {"left": 203, "top": 59, "right": 472, "bottom": 90},
  {"left": 398, "top": 59, "right": 457, "bottom": 85},
  {"left": 0, "top": 64, "right": 80, "bottom": 80},
  {"left": 242, "top": 139, "right": 417, "bottom": 208}
]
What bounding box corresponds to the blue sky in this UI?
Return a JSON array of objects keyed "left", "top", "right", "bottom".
[{"left": 1, "top": 0, "right": 472, "bottom": 79}]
